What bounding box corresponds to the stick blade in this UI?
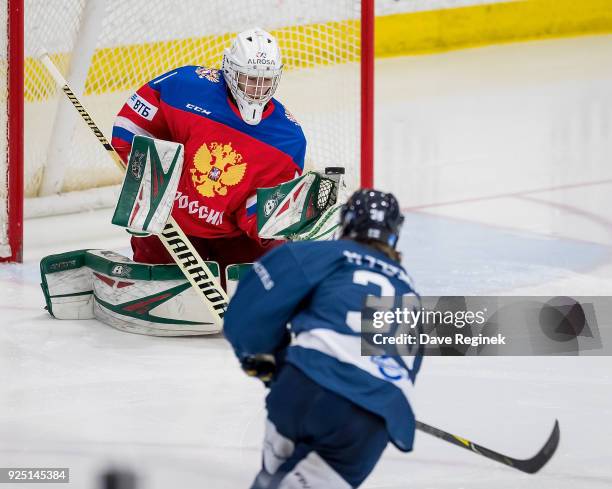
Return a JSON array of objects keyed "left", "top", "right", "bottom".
[{"left": 512, "top": 420, "right": 560, "bottom": 474}]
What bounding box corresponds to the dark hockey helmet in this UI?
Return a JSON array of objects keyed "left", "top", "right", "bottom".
[{"left": 340, "top": 189, "right": 404, "bottom": 248}]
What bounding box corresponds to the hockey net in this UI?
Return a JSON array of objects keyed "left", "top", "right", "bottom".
[{"left": 1, "top": 0, "right": 372, "bottom": 261}]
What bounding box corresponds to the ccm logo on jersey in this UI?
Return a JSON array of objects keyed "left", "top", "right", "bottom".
[
  {"left": 186, "top": 103, "right": 212, "bottom": 115},
  {"left": 128, "top": 93, "right": 158, "bottom": 121}
]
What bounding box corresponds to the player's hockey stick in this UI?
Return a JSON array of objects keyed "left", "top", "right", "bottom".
[
  {"left": 416, "top": 419, "right": 560, "bottom": 474},
  {"left": 39, "top": 51, "right": 229, "bottom": 325}
]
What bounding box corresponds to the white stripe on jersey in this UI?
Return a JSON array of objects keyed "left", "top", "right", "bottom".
[
  {"left": 114, "top": 116, "right": 155, "bottom": 138},
  {"left": 245, "top": 194, "right": 257, "bottom": 209},
  {"left": 152, "top": 71, "right": 178, "bottom": 85},
  {"left": 293, "top": 328, "right": 415, "bottom": 401}
]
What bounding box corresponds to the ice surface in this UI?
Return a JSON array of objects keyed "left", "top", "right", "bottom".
[{"left": 2, "top": 35, "right": 612, "bottom": 488}]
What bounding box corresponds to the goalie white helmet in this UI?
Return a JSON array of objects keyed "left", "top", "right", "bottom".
[{"left": 222, "top": 28, "right": 283, "bottom": 125}]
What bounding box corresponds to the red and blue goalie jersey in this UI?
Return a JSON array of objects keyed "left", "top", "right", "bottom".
[{"left": 111, "top": 65, "right": 306, "bottom": 241}]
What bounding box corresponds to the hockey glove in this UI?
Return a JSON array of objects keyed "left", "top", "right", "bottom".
[{"left": 240, "top": 354, "right": 277, "bottom": 386}]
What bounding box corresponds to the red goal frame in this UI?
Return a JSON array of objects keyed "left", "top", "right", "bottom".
[{"left": 3, "top": 0, "right": 24, "bottom": 263}]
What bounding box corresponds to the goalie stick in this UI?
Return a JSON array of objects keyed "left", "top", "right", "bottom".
[
  {"left": 416, "top": 419, "right": 560, "bottom": 474},
  {"left": 39, "top": 51, "right": 229, "bottom": 325}
]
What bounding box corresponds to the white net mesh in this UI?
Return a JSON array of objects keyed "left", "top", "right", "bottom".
[{"left": 22, "top": 0, "right": 363, "bottom": 199}]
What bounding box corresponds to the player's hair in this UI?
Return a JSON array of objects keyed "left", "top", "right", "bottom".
[{"left": 352, "top": 238, "right": 402, "bottom": 263}]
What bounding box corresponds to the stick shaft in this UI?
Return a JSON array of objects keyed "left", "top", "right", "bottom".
[
  {"left": 416, "top": 419, "right": 560, "bottom": 474},
  {"left": 39, "top": 51, "right": 229, "bottom": 323}
]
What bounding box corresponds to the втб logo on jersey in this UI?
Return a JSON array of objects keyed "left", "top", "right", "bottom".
[
  {"left": 128, "top": 93, "right": 158, "bottom": 121},
  {"left": 191, "top": 142, "right": 247, "bottom": 198}
]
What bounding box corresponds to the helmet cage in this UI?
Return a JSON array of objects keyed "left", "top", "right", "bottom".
[
  {"left": 221, "top": 29, "right": 283, "bottom": 125},
  {"left": 224, "top": 58, "right": 282, "bottom": 105}
]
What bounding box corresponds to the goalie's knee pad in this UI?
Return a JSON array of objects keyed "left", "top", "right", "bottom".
[{"left": 40, "top": 250, "right": 222, "bottom": 336}]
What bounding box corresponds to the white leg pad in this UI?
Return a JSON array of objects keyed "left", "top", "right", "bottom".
[{"left": 40, "top": 249, "right": 222, "bottom": 335}]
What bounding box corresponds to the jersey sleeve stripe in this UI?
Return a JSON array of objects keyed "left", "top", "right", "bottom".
[
  {"left": 114, "top": 116, "right": 155, "bottom": 138},
  {"left": 150, "top": 70, "right": 178, "bottom": 86},
  {"left": 111, "top": 125, "right": 135, "bottom": 144},
  {"left": 246, "top": 194, "right": 257, "bottom": 216}
]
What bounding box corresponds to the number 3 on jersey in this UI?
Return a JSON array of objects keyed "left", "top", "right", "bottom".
[
  {"left": 345, "top": 269, "right": 419, "bottom": 373},
  {"left": 346, "top": 270, "right": 397, "bottom": 332}
]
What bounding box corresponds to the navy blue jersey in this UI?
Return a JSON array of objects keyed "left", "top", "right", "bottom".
[{"left": 224, "top": 239, "right": 422, "bottom": 452}]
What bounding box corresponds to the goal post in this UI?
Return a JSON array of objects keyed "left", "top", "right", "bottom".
[
  {"left": 361, "top": 0, "right": 374, "bottom": 189},
  {"left": 1, "top": 0, "right": 24, "bottom": 262},
  {"left": 1, "top": 0, "right": 374, "bottom": 263}
]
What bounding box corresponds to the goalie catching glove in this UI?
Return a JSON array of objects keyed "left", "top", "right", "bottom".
[{"left": 257, "top": 167, "right": 347, "bottom": 241}]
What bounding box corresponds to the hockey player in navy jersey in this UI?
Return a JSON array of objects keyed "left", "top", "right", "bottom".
[{"left": 224, "top": 190, "right": 423, "bottom": 489}]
